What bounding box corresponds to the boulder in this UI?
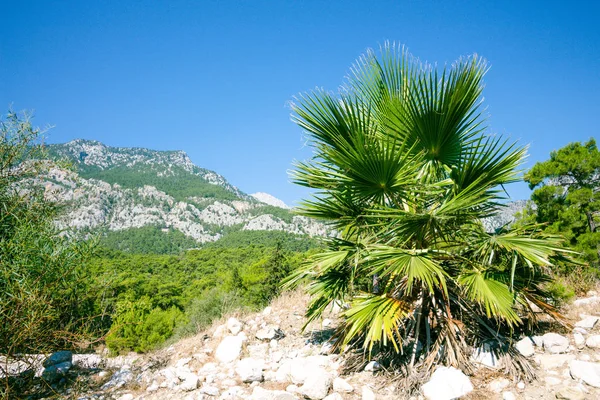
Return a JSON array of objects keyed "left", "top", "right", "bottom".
[
  {"left": 542, "top": 333, "right": 570, "bottom": 354},
  {"left": 299, "top": 367, "right": 332, "bottom": 400},
  {"left": 236, "top": 358, "right": 264, "bottom": 383},
  {"left": 471, "top": 344, "right": 500, "bottom": 368},
  {"left": 535, "top": 353, "right": 574, "bottom": 370},
  {"left": 72, "top": 354, "right": 102, "bottom": 369},
  {"left": 574, "top": 333, "right": 586, "bottom": 349},
  {"left": 43, "top": 351, "right": 73, "bottom": 368},
  {"left": 323, "top": 394, "right": 343, "bottom": 400},
  {"left": 333, "top": 377, "right": 353, "bottom": 393},
  {"left": 364, "top": 360, "right": 382, "bottom": 372},
  {"left": 515, "top": 337, "right": 535, "bottom": 357},
  {"left": 227, "top": 317, "right": 244, "bottom": 335},
  {"left": 575, "top": 316, "right": 599, "bottom": 329},
  {"left": 200, "top": 384, "right": 220, "bottom": 396},
  {"left": 585, "top": 334, "right": 600, "bottom": 349},
  {"left": 555, "top": 386, "right": 586, "bottom": 400},
  {"left": 573, "top": 296, "right": 600, "bottom": 306},
  {"left": 41, "top": 361, "right": 72, "bottom": 382},
  {"left": 502, "top": 392, "right": 516, "bottom": 400},
  {"left": 422, "top": 366, "right": 473, "bottom": 400},
  {"left": 256, "top": 326, "right": 285, "bottom": 341},
  {"left": 569, "top": 360, "right": 600, "bottom": 388},
  {"left": 251, "top": 386, "right": 297, "bottom": 400},
  {"left": 362, "top": 386, "right": 376, "bottom": 400},
  {"left": 215, "top": 336, "right": 244, "bottom": 363},
  {"left": 178, "top": 371, "right": 200, "bottom": 391}
]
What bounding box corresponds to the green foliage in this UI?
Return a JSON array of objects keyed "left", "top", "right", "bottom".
[
  {"left": 524, "top": 139, "right": 600, "bottom": 272},
  {"left": 206, "top": 229, "right": 323, "bottom": 252},
  {"left": 99, "top": 225, "right": 201, "bottom": 254},
  {"left": 286, "top": 43, "right": 570, "bottom": 374},
  {"left": 0, "top": 112, "right": 98, "bottom": 394},
  {"left": 246, "top": 205, "right": 295, "bottom": 223},
  {"left": 89, "top": 242, "right": 308, "bottom": 353},
  {"left": 77, "top": 164, "right": 238, "bottom": 202}
]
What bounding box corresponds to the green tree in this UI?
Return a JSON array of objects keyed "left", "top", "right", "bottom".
[
  {"left": 524, "top": 139, "right": 600, "bottom": 266},
  {"left": 0, "top": 111, "right": 96, "bottom": 393},
  {"left": 286, "top": 44, "right": 569, "bottom": 375}
]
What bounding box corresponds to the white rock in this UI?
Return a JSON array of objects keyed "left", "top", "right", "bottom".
[
  {"left": 502, "top": 392, "right": 516, "bottom": 400},
  {"left": 489, "top": 377, "right": 510, "bottom": 393},
  {"left": 570, "top": 360, "right": 600, "bottom": 387},
  {"left": 179, "top": 372, "right": 200, "bottom": 391},
  {"left": 574, "top": 332, "right": 586, "bottom": 349},
  {"left": 361, "top": 385, "right": 376, "bottom": 400},
  {"left": 422, "top": 366, "right": 473, "bottom": 400},
  {"left": 251, "top": 386, "right": 297, "bottom": 400},
  {"left": 535, "top": 353, "right": 575, "bottom": 370},
  {"left": 213, "top": 324, "right": 227, "bottom": 338},
  {"left": 299, "top": 367, "right": 332, "bottom": 400},
  {"left": 118, "top": 394, "right": 134, "bottom": 400},
  {"left": 322, "top": 319, "right": 333, "bottom": 328},
  {"left": 471, "top": 344, "right": 500, "bottom": 368},
  {"left": 586, "top": 335, "right": 600, "bottom": 349},
  {"left": 227, "top": 318, "right": 243, "bottom": 335},
  {"left": 531, "top": 335, "right": 544, "bottom": 347},
  {"left": 333, "top": 377, "right": 353, "bottom": 393},
  {"left": 262, "top": 307, "right": 273, "bottom": 315},
  {"left": 545, "top": 376, "right": 562, "bottom": 386},
  {"left": 515, "top": 337, "right": 535, "bottom": 357},
  {"left": 517, "top": 381, "right": 525, "bottom": 390},
  {"left": 236, "top": 358, "right": 264, "bottom": 383},
  {"left": 286, "top": 384, "right": 299, "bottom": 393},
  {"left": 200, "top": 384, "right": 220, "bottom": 396},
  {"left": 256, "top": 326, "right": 284, "bottom": 341},
  {"left": 574, "top": 296, "right": 600, "bottom": 306},
  {"left": 575, "top": 316, "right": 599, "bottom": 329},
  {"left": 323, "top": 394, "right": 343, "bottom": 400},
  {"left": 215, "top": 336, "right": 243, "bottom": 363},
  {"left": 542, "top": 333, "right": 570, "bottom": 354},
  {"left": 364, "top": 361, "right": 382, "bottom": 372}
]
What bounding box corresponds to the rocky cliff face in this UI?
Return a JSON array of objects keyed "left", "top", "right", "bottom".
[{"left": 43, "top": 140, "right": 328, "bottom": 244}]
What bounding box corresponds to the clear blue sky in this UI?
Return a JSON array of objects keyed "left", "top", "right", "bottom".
[{"left": 1, "top": 1, "right": 599, "bottom": 206}]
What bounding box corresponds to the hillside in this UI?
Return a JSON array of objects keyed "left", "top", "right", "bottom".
[{"left": 43, "top": 140, "right": 328, "bottom": 249}]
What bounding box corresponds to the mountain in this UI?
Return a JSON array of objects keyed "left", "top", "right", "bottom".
[
  {"left": 43, "top": 140, "right": 328, "bottom": 249},
  {"left": 251, "top": 192, "right": 290, "bottom": 209}
]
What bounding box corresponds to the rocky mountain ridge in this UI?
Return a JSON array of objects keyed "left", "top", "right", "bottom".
[{"left": 42, "top": 140, "right": 327, "bottom": 245}]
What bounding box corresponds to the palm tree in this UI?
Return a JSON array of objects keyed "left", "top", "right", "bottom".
[{"left": 286, "top": 43, "right": 570, "bottom": 375}]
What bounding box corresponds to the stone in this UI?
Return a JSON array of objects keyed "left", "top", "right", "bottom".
[
  {"left": 575, "top": 316, "right": 599, "bottom": 329},
  {"left": 227, "top": 317, "right": 243, "bottom": 335},
  {"left": 536, "top": 353, "right": 575, "bottom": 370},
  {"left": 299, "top": 367, "right": 332, "bottom": 400},
  {"left": 333, "top": 377, "right": 353, "bottom": 393},
  {"left": 286, "top": 384, "right": 299, "bottom": 393},
  {"left": 236, "top": 358, "right": 264, "bottom": 383},
  {"left": 502, "top": 392, "right": 516, "bottom": 400},
  {"left": 41, "top": 361, "right": 72, "bottom": 382},
  {"left": 517, "top": 381, "right": 525, "bottom": 390},
  {"left": 323, "top": 394, "right": 343, "bottom": 400},
  {"left": 200, "top": 384, "right": 220, "bottom": 396},
  {"left": 72, "top": 354, "right": 102, "bottom": 369},
  {"left": 555, "top": 387, "right": 586, "bottom": 400},
  {"left": 574, "top": 333, "right": 586, "bottom": 349},
  {"left": 322, "top": 319, "right": 333, "bottom": 328},
  {"left": 118, "top": 394, "right": 134, "bottom": 400},
  {"left": 179, "top": 372, "right": 200, "bottom": 391},
  {"left": 422, "top": 366, "right": 473, "bottom": 400},
  {"left": 586, "top": 334, "right": 600, "bottom": 348},
  {"left": 256, "top": 326, "right": 285, "bottom": 341},
  {"left": 101, "top": 366, "right": 133, "bottom": 390},
  {"left": 531, "top": 336, "right": 544, "bottom": 347},
  {"left": 569, "top": 360, "right": 600, "bottom": 388},
  {"left": 515, "top": 337, "right": 535, "bottom": 357},
  {"left": 215, "top": 336, "right": 244, "bottom": 363},
  {"left": 362, "top": 385, "right": 376, "bottom": 400},
  {"left": 574, "top": 296, "right": 600, "bottom": 306},
  {"left": 262, "top": 306, "right": 272, "bottom": 315},
  {"left": 364, "top": 360, "right": 382, "bottom": 372},
  {"left": 542, "top": 333, "right": 570, "bottom": 354},
  {"left": 43, "top": 351, "right": 73, "bottom": 368},
  {"left": 471, "top": 344, "right": 500, "bottom": 368},
  {"left": 251, "top": 386, "right": 297, "bottom": 400},
  {"left": 489, "top": 377, "right": 510, "bottom": 393}
]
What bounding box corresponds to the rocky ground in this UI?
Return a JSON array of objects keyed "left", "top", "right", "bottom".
[{"left": 6, "top": 291, "right": 600, "bottom": 400}]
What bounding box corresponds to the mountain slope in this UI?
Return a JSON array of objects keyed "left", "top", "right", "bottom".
[{"left": 43, "top": 140, "right": 328, "bottom": 248}]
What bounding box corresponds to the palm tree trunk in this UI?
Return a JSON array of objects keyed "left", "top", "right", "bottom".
[{"left": 410, "top": 289, "right": 423, "bottom": 368}]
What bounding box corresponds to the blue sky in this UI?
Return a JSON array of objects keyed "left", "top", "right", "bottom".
[{"left": 1, "top": 1, "right": 599, "bottom": 206}]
